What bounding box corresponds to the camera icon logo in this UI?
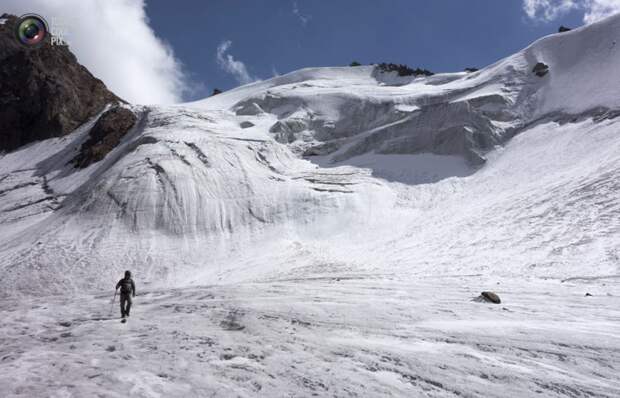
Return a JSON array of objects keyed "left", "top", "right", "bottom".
[{"left": 15, "top": 14, "right": 49, "bottom": 47}]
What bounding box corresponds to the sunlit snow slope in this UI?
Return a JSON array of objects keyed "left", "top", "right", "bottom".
[{"left": 0, "top": 15, "right": 619, "bottom": 296}]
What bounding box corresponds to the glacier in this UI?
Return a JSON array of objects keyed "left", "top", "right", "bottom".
[{"left": 1, "top": 13, "right": 619, "bottom": 398}]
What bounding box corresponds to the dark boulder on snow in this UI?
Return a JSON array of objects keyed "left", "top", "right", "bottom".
[
  {"left": 0, "top": 14, "right": 121, "bottom": 152},
  {"left": 74, "top": 107, "right": 137, "bottom": 168},
  {"left": 533, "top": 62, "right": 550, "bottom": 77},
  {"left": 558, "top": 25, "right": 572, "bottom": 33},
  {"left": 464, "top": 67, "right": 479, "bottom": 73},
  {"left": 480, "top": 291, "right": 501, "bottom": 304}
]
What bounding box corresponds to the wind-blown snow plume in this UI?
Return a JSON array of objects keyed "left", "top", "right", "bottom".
[
  {"left": 216, "top": 40, "right": 259, "bottom": 85},
  {"left": 523, "top": 0, "right": 620, "bottom": 23},
  {"left": 2, "top": 0, "right": 189, "bottom": 104}
]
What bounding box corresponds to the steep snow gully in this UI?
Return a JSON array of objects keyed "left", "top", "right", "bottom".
[{"left": 1, "top": 13, "right": 620, "bottom": 398}]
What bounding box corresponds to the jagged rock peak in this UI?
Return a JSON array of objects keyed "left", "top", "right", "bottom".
[{"left": 0, "top": 14, "right": 122, "bottom": 152}]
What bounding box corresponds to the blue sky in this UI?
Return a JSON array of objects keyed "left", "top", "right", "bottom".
[{"left": 145, "top": 0, "right": 585, "bottom": 100}]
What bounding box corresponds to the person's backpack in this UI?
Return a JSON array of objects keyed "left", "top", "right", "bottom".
[{"left": 119, "top": 278, "right": 133, "bottom": 294}]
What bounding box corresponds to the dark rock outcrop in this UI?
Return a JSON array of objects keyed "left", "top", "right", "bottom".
[
  {"left": 74, "top": 107, "right": 137, "bottom": 168},
  {"left": 376, "top": 63, "right": 434, "bottom": 77},
  {"left": 464, "top": 67, "right": 479, "bottom": 73},
  {"left": 480, "top": 291, "right": 501, "bottom": 304},
  {"left": 533, "top": 62, "right": 549, "bottom": 77},
  {"left": 558, "top": 25, "right": 572, "bottom": 33},
  {"left": 0, "top": 14, "right": 121, "bottom": 152}
]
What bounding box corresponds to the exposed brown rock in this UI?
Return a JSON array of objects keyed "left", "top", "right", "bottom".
[
  {"left": 74, "top": 107, "right": 137, "bottom": 168},
  {"left": 0, "top": 14, "right": 121, "bottom": 152}
]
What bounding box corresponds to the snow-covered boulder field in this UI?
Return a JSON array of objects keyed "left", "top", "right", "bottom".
[{"left": 1, "top": 13, "right": 619, "bottom": 398}]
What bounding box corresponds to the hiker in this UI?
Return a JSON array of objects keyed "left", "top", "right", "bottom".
[{"left": 115, "top": 270, "right": 136, "bottom": 318}]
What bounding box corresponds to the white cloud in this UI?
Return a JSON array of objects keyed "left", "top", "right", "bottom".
[
  {"left": 523, "top": 0, "right": 620, "bottom": 23},
  {"left": 3, "top": 0, "right": 189, "bottom": 104},
  {"left": 292, "top": 1, "right": 311, "bottom": 27},
  {"left": 216, "top": 40, "right": 259, "bottom": 85},
  {"left": 583, "top": 0, "right": 620, "bottom": 22},
  {"left": 523, "top": 0, "right": 578, "bottom": 21}
]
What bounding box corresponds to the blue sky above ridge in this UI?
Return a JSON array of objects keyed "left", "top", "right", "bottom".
[
  {"left": 4, "top": 0, "right": 618, "bottom": 104},
  {"left": 144, "top": 0, "right": 595, "bottom": 100}
]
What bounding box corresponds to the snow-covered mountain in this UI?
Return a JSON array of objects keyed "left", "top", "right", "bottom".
[
  {"left": 1, "top": 13, "right": 620, "bottom": 398},
  {"left": 2, "top": 15, "right": 619, "bottom": 295}
]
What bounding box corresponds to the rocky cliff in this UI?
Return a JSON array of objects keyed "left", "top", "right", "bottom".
[{"left": 0, "top": 14, "right": 121, "bottom": 152}]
